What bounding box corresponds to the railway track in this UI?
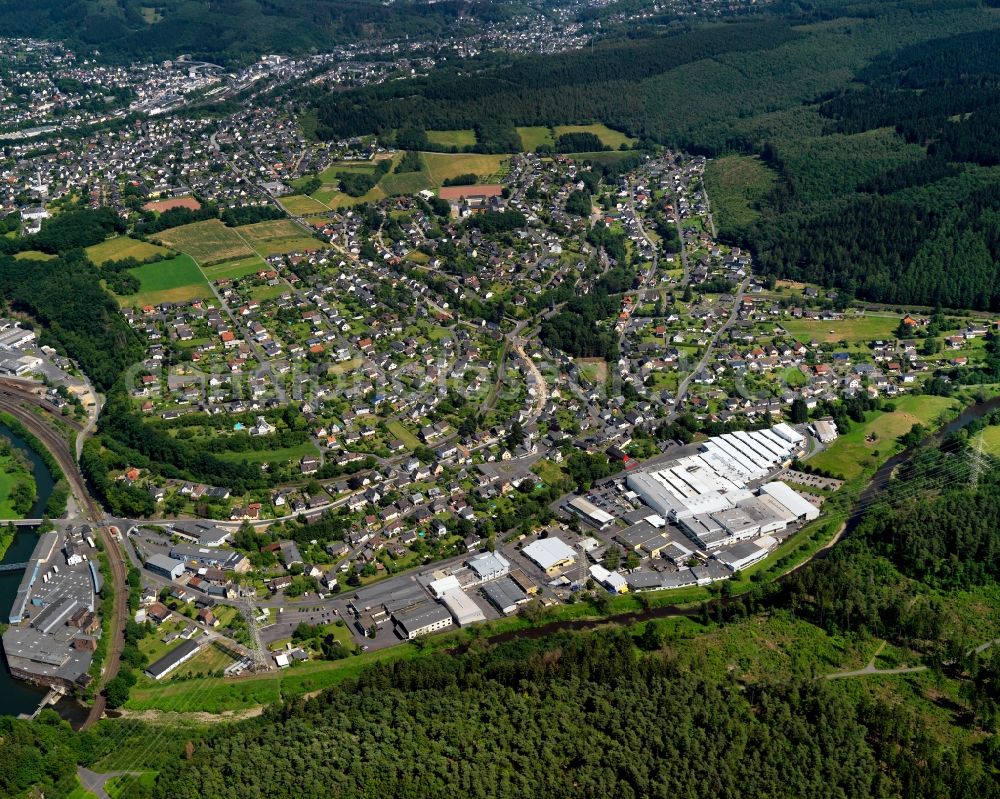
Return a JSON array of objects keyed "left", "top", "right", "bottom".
[{"left": 0, "top": 389, "right": 127, "bottom": 729}]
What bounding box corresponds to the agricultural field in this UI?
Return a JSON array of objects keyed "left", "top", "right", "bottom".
[
  {"left": 704, "top": 155, "right": 779, "bottom": 235},
  {"left": 235, "top": 219, "right": 323, "bottom": 257},
  {"left": 153, "top": 219, "right": 254, "bottom": 265},
  {"left": 120, "top": 254, "right": 212, "bottom": 307},
  {"left": 279, "top": 194, "right": 331, "bottom": 216},
  {"left": 86, "top": 236, "right": 171, "bottom": 265},
  {"left": 421, "top": 152, "right": 509, "bottom": 184},
  {"left": 201, "top": 255, "right": 269, "bottom": 281},
  {"left": 13, "top": 249, "right": 57, "bottom": 261},
  {"left": 780, "top": 314, "right": 901, "bottom": 345},
  {"left": 517, "top": 126, "right": 555, "bottom": 151},
  {"left": 426, "top": 129, "right": 477, "bottom": 148},
  {"left": 807, "top": 394, "right": 960, "bottom": 480},
  {"left": 554, "top": 123, "right": 637, "bottom": 149}
]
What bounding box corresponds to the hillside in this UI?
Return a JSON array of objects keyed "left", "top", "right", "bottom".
[
  {"left": 0, "top": 0, "right": 509, "bottom": 65},
  {"left": 305, "top": 0, "right": 1000, "bottom": 310}
]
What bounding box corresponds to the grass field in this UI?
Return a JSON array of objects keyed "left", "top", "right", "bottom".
[
  {"left": 280, "top": 194, "right": 332, "bottom": 215},
  {"left": 386, "top": 419, "right": 420, "bottom": 450},
  {"left": 170, "top": 642, "right": 237, "bottom": 679},
  {"left": 122, "top": 254, "right": 212, "bottom": 307},
  {"left": 215, "top": 440, "right": 319, "bottom": 464},
  {"left": 235, "top": 219, "right": 323, "bottom": 256},
  {"left": 86, "top": 236, "right": 171, "bottom": 265},
  {"left": 808, "top": 394, "right": 960, "bottom": 480},
  {"left": 380, "top": 168, "right": 435, "bottom": 197},
  {"left": 972, "top": 424, "right": 1000, "bottom": 457},
  {"left": 554, "top": 123, "right": 637, "bottom": 149},
  {"left": 153, "top": 220, "right": 254, "bottom": 265},
  {"left": 517, "top": 126, "right": 555, "bottom": 151},
  {"left": 704, "top": 155, "right": 779, "bottom": 234},
  {"left": 125, "top": 646, "right": 419, "bottom": 713},
  {"left": 318, "top": 160, "right": 379, "bottom": 184},
  {"left": 781, "top": 314, "right": 901, "bottom": 345},
  {"left": 426, "top": 129, "right": 477, "bottom": 147},
  {"left": 201, "top": 255, "right": 268, "bottom": 281},
  {"left": 422, "top": 152, "right": 509, "bottom": 184},
  {"left": 14, "top": 249, "right": 57, "bottom": 261},
  {"left": 575, "top": 357, "right": 608, "bottom": 384}
]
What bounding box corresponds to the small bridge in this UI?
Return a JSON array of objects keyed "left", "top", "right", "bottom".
[
  {"left": 0, "top": 561, "right": 27, "bottom": 572},
  {"left": 0, "top": 519, "right": 45, "bottom": 526}
]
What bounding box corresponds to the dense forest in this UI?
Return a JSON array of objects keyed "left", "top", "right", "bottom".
[{"left": 0, "top": 252, "right": 143, "bottom": 390}]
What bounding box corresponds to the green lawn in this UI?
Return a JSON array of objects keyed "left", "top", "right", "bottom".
[
  {"left": 386, "top": 419, "right": 420, "bottom": 449},
  {"left": 808, "top": 394, "right": 961, "bottom": 480},
  {"left": 380, "top": 168, "right": 435, "bottom": 197},
  {"left": 215, "top": 440, "right": 319, "bottom": 464},
  {"left": 125, "top": 646, "right": 420, "bottom": 713},
  {"left": 121, "top": 254, "right": 213, "bottom": 307},
  {"left": 426, "top": 129, "right": 477, "bottom": 147},
  {"left": 318, "top": 160, "right": 379, "bottom": 184},
  {"left": 65, "top": 778, "right": 99, "bottom": 799},
  {"left": 517, "top": 126, "right": 555, "bottom": 151},
  {"left": 972, "top": 424, "right": 1000, "bottom": 457},
  {"left": 781, "top": 314, "right": 901, "bottom": 344},
  {"left": 280, "top": 194, "right": 331, "bottom": 215}
]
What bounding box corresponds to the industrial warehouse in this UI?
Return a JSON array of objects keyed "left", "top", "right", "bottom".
[
  {"left": 2, "top": 526, "right": 103, "bottom": 691},
  {"left": 559, "top": 424, "right": 823, "bottom": 593}
]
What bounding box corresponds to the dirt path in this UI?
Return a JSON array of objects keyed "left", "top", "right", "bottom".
[{"left": 825, "top": 641, "right": 928, "bottom": 680}]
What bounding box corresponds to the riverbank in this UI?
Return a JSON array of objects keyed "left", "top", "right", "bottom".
[{"left": 0, "top": 413, "right": 67, "bottom": 518}]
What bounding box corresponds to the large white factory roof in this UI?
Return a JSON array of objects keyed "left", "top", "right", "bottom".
[
  {"left": 759, "top": 481, "right": 820, "bottom": 521},
  {"left": 522, "top": 537, "right": 577, "bottom": 571}
]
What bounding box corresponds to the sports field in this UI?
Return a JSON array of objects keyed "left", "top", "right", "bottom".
[
  {"left": 153, "top": 219, "right": 254, "bottom": 265},
  {"left": 426, "top": 129, "right": 477, "bottom": 148},
  {"left": 554, "top": 123, "right": 637, "bottom": 149},
  {"left": 235, "top": 219, "right": 323, "bottom": 256},
  {"left": 85, "top": 236, "right": 171, "bottom": 265},
  {"left": 121, "top": 253, "right": 213, "bottom": 307}
]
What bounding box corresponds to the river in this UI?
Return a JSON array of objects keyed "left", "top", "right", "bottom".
[{"left": 0, "top": 422, "right": 56, "bottom": 717}]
